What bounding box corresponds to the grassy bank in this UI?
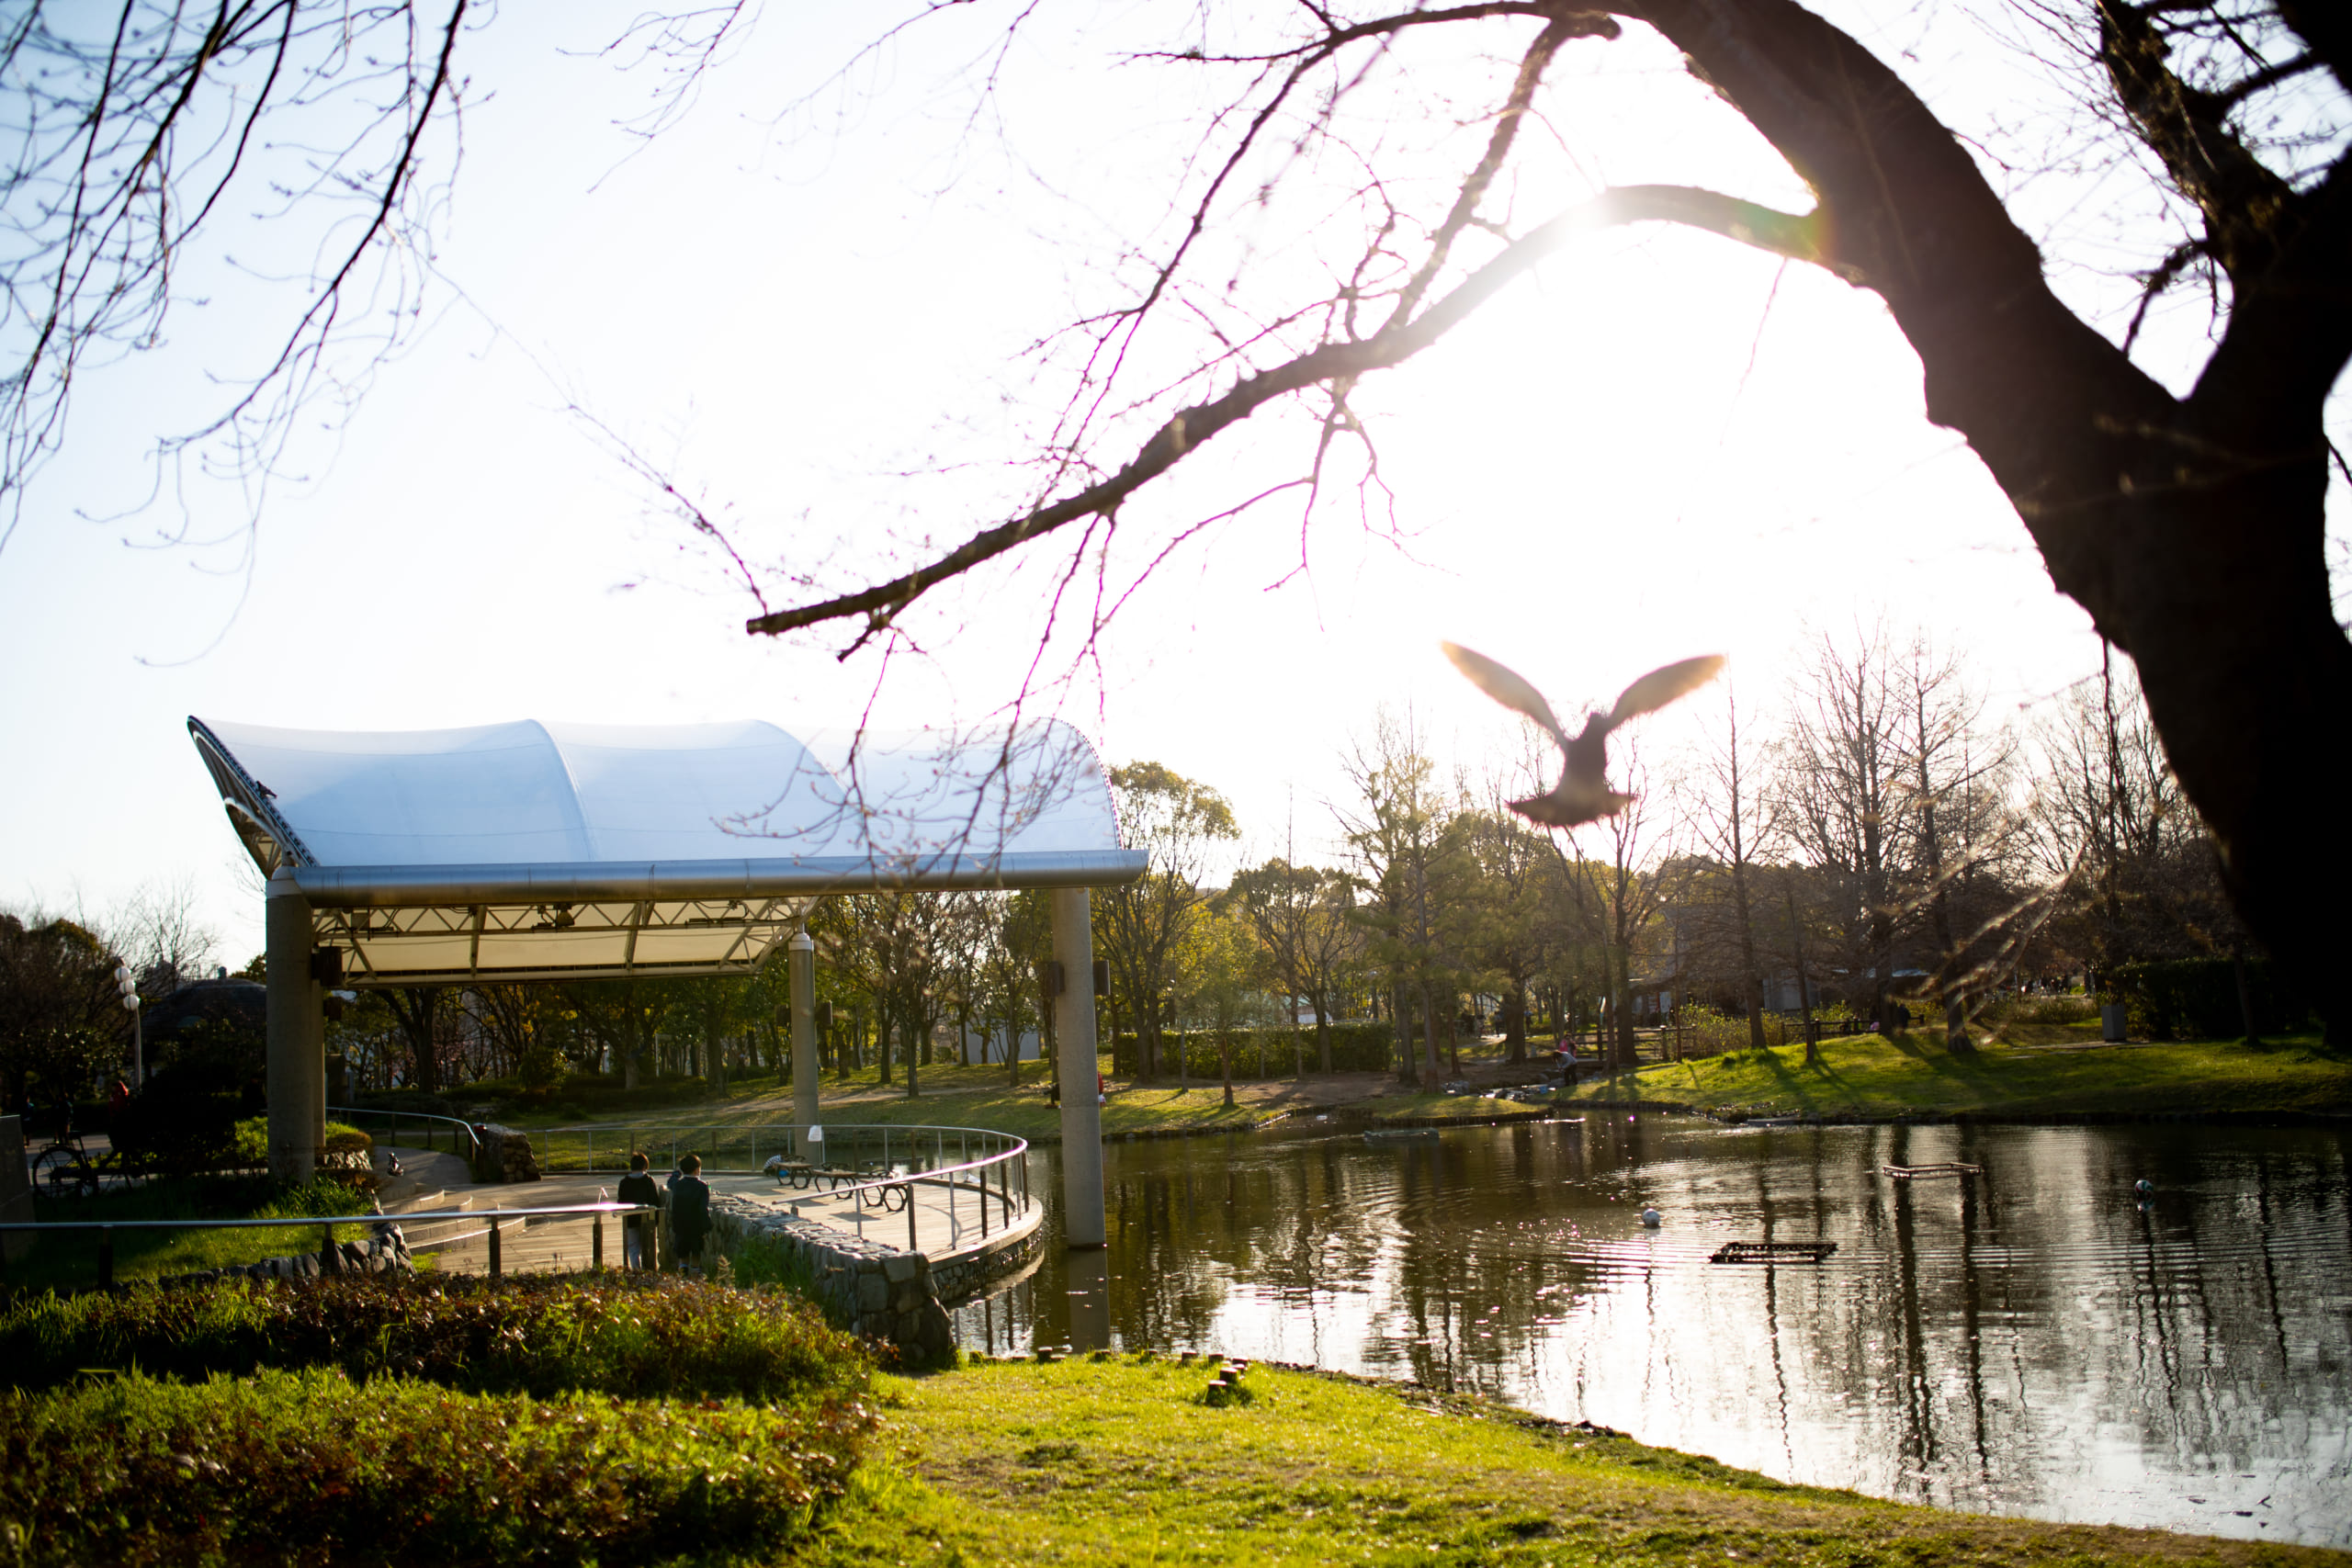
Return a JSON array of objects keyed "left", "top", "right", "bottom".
[
  {"left": 515, "top": 1059, "right": 1573, "bottom": 1158},
  {"left": 3, "top": 1177, "right": 377, "bottom": 1295},
  {"left": 1566, "top": 1032, "right": 2351, "bottom": 1120},
  {"left": 518, "top": 1062, "right": 1293, "bottom": 1157},
  {"left": 789, "top": 1357, "right": 2342, "bottom": 1566},
  {"left": 1358, "top": 1089, "right": 1553, "bottom": 1123}
]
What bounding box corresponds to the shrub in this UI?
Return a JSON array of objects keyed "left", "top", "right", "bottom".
[
  {"left": 2107, "top": 956, "right": 2315, "bottom": 1040},
  {"left": 0, "top": 1367, "right": 876, "bottom": 1566},
  {"left": 1976, "top": 994, "right": 2099, "bottom": 1026},
  {"left": 108, "top": 1089, "right": 245, "bottom": 1178},
  {"left": 0, "top": 1272, "right": 871, "bottom": 1405},
  {"left": 1666, "top": 1005, "right": 1748, "bottom": 1057}
]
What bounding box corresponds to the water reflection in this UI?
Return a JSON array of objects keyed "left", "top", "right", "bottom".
[{"left": 948, "top": 1116, "right": 2352, "bottom": 1545}]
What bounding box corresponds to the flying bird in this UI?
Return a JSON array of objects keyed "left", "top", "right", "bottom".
[{"left": 1442, "top": 643, "right": 1726, "bottom": 829}]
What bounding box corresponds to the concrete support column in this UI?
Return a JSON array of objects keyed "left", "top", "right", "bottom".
[
  {"left": 264, "top": 867, "right": 324, "bottom": 1183},
  {"left": 1051, "top": 886, "right": 1105, "bottom": 1248},
  {"left": 789, "top": 927, "right": 820, "bottom": 1134}
]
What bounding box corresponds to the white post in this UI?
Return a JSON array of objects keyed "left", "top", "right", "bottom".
[
  {"left": 1051, "top": 886, "right": 1105, "bottom": 1248},
  {"left": 790, "top": 927, "right": 820, "bottom": 1132},
  {"left": 265, "top": 866, "right": 324, "bottom": 1182}
]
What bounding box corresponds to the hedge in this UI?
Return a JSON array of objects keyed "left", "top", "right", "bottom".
[
  {"left": 2107, "top": 956, "right": 2315, "bottom": 1040},
  {"left": 1111, "top": 1022, "right": 1396, "bottom": 1077},
  {"left": 0, "top": 1367, "right": 875, "bottom": 1566},
  {"left": 0, "top": 1273, "right": 870, "bottom": 1405}
]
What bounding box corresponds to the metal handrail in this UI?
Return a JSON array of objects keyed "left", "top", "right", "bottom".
[
  {"left": 0, "top": 1201, "right": 662, "bottom": 1291},
  {"left": 0, "top": 1201, "right": 654, "bottom": 1233},
  {"left": 515, "top": 1121, "right": 1036, "bottom": 1256},
  {"left": 330, "top": 1104, "right": 482, "bottom": 1163}
]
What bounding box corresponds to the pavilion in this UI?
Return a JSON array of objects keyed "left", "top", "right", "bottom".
[{"left": 189, "top": 715, "right": 1144, "bottom": 1247}]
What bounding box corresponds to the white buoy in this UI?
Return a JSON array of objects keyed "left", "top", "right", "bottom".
[
  {"left": 1640, "top": 1208, "right": 1662, "bottom": 1227},
  {"left": 2134, "top": 1179, "right": 2155, "bottom": 1195}
]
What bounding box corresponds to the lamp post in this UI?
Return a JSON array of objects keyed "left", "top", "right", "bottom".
[{"left": 115, "top": 964, "right": 142, "bottom": 1088}]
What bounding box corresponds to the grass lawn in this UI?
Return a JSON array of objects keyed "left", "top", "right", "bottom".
[
  {"left": 518, "top": 1047, "right": 1579, "bottom": 1156},
  {"left": 1357, "top": 1090, "right": 1554, "bottom": 1122},
  {"left": 4, "top": 1177, "right": 377, "bottom": 1295},
  {"left": 785, "top": 1358, "right": 2341, "bottom": 1566},
  {"left": 1566, "top": 1032, "right": 2351, "bottom": 1120},
  {"left": 524, "top": 1061, "right": 1316, "bottom": 1157}
]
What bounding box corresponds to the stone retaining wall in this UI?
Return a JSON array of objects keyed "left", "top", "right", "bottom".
[
  {"left": 706, "top": 1194, "right": 955, "bottom": 1367},
  {"left": 929, "top": 1207, "right": 1046, "bottom": 1305}
]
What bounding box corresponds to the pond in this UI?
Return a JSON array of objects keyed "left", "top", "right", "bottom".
[{"left": 951, "top": 1114, "right": 2352, "bottom": 1546}]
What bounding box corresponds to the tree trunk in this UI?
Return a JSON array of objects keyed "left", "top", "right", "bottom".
[
  {"left": 1393, "top": 984, "right": 1414, "bottom": 1084},
  {"left": 2234, "top": 946, "right": 2262, "bottom": 1045},
  {"left": 1785, "top": 882, "right": 1818, "bottom": 1068},
  {"left": 1419, "top": 980, "right": 1442, "bottom": 1086},
  {"left": 1636, "top": 0, "right": 2352, "bottom": 1043}
]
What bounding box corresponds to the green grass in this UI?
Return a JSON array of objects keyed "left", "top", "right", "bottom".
[
  {"left": 1359, "top": 1090, "right": 1552, "bottom": 1122},
  {"left": 1565, "top": 1032, "right": 2352, "bottom": 1119},
  {"left": 786, "top": 1357, "right": 2346, "bottom": 1566},
  {"left": 3, "top": 1177, "right": 378, "bottom": 1295},
  {"left": 526, "top": 1060, "right": 1285, "bottom": 1159},
  {"left": 0, "top": 1273, "right": 871, "bottom": 1404},
  {"left": 1, "top": 1366, "right": 875, "bottom": 1566}
]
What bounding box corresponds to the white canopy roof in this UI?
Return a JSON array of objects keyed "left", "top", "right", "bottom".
[{"left": 191, "top": 716, "right": 1143, "bottom": 985}]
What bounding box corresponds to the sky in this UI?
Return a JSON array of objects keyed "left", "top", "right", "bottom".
[{"left": 1, "top": 1, "right": 2345, "bottom": 969}]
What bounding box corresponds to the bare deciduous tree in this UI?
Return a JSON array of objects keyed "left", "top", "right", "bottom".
[
  {"left": 25, "top": 3, "right": 2349, "bottom": 1032},
  {"left": 1681, "top": 686, "right": 1776, "bottom": 1051},
  {"left": 736, "top": 4, "right": 2351, "bottom": 1038},
  {"left": 1779, "top": 628, "right": 1907, "bottom": 1031}
]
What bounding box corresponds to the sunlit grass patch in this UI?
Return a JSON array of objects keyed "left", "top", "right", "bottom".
[
  {"left": 784, "top": 1358, "right": 2345, "bottom": 1567},
  {"left": 1357, "top": 1089, "right": 1552, "bottom": 1122},
  {"left": 1566, "top": 1033, "right": 2348, "bottom": 1119}
]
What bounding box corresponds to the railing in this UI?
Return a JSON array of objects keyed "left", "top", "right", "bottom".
[
  {"left": 528, "top": 1120, "right": 1033, "bottom": 1255},
  {"left": 0, "top": 1201, "right": 657, "bottom": 1291},
  {"left": 331, "top": 1105, "right": 481, "bottom": 1166}
]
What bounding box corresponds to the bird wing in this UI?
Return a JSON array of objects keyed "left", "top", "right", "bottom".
[
  {"left": 1607, "top": 655, "right": 1727, "bottom": 728},
  {"left": 1442, "top": 642, "right": 1567, "bottom": 745}
]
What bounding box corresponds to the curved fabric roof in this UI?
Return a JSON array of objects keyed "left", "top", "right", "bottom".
[{"left": 191, "top": 716, "right": 1143, "bottom": 985}]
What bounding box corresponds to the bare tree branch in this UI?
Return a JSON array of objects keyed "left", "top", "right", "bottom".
[{"left": 745, "top": 183, "right": 1823, "bottom": 642}]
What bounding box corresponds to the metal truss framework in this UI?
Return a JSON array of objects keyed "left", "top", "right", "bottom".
[{"left": 314, "top": 896, "right": 815, "bottom": 987}]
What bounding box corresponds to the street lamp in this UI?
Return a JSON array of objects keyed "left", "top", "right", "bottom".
[{"left": 115, "top": 964, "right": 142, "bottom": 1088}]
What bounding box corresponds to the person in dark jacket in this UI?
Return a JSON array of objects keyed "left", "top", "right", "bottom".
[
  {"left": 669, "top": 1153, "right": 713, "bottom": 1275},
  {"left": 616, "top": 1151, "right": 662, "bottom": 1270}
]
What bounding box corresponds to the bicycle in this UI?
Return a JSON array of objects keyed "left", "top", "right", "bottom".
[{"left": 28, "top": 1129, "right": 101, "bottom": 1200}]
